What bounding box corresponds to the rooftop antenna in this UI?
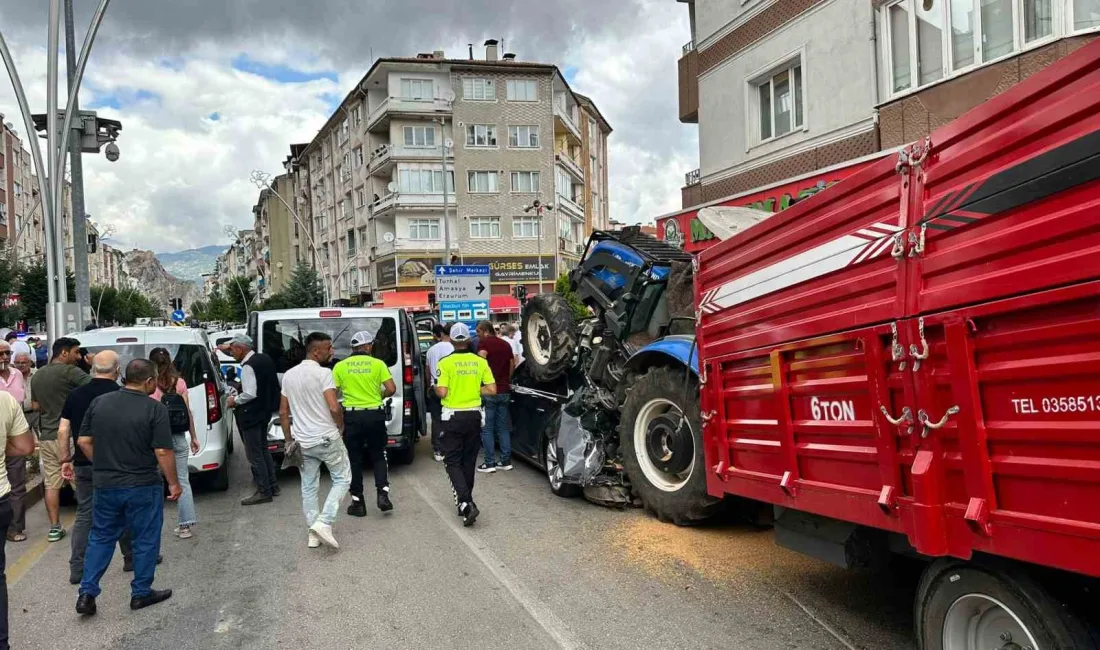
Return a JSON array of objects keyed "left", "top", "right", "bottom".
[{"left": 468, "top": 43, "right": 473, "bottom": 60}]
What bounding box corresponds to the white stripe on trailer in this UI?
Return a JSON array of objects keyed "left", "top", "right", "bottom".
[{"left": 700, "top": 233, "right": 874, "bottom": 313}]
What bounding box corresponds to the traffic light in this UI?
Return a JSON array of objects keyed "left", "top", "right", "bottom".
[
  {"left": 512, "top": 285, "right": 528, "bottom": 304},
  {"left": 428, "top": 292, "right": 437, "bottom": 307}
]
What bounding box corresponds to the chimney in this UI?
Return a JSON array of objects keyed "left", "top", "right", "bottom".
[
  {"left": 484, "top": 39, "right": 499, "bottom": 62},
  {"left": 468, "top": 43, "right": 474, "bottom": 60},
  {"left": 433, "top": 50, "right": 445, "bottom": 59},
  {"left": 502, "top": 53, "right": 516, "bottom": 61}
]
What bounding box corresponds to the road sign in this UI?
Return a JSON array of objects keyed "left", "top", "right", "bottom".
[
  {"left": 171, "top": 310, "right": 186, "bottom": 323},
  {"left": 435, "top": 265, "right": 490, "bottom": 326},
  {"left": 434, "top": 265, "right": 490, "bottom": 301}
]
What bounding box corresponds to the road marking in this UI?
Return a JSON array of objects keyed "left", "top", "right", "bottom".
[
  {"left": 406, "top": 474, "right": 583, "bottom": 650},
  {"left": 780, "top": 588, "right": 862, "bottom": 650},
  {"left": 9, "top": 511, "right": 76, "bottom": 586}
]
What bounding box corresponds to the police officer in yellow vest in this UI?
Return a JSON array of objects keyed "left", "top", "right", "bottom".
[
  {"left": 435, "top": 323, "right": 496, "bottom": 527},
  {"left": 333, "top": 330, "right": 397, "bottom": 516}
]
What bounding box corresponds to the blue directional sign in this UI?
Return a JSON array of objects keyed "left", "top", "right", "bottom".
[
  {"left": 171, "top": 309, "right": 186, "bottom": 323},
  {"left": 435, "top": 265, "right": 490, "bottom": 326}
]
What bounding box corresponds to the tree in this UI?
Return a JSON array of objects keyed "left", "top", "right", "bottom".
[
  {"left": 225, "top": 275, "right": 255, "bottom": 322},
  {"left": 555, "top": 273, "right": 588, "bottom": 321},
  {"left": 90, "top": 285, "right": 120, "bottom": 325},
  {"left": 18, "top": 264, "right": 75, "bottom": 329},
  {"left": 115, "top": 290, "right": 156, "bottom": 325},
  {"left": 189, "top": 300, "right": 209, "bottom": 322},
  {"left": 259, "top": 292, "right": 292, "bottom": 311},
  {"left": 0, "top": 244, "right": 20, "bottom": 326},
  {"left": 283, "top": 263, "right": 324, "bottom": 308},
  {"left": 205, "top": 290, "right": 234, "bottom": 324}
]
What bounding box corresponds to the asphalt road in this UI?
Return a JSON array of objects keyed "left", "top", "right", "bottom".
[{"left": 7, "top": 442, "right": 919, "bottom": 650}]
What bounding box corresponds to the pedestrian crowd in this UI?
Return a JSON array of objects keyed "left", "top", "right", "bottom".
[{"left": 0, "top": 319, "right": 524, "bottom": 647}]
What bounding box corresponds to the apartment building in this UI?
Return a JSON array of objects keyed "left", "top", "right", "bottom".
[
  {"left": 284, "top": 41, "right": 611, "bottom": 309},
  {"left": 251, "top": 175, "right": 296, "bottom": 301},
  {"left": 1, "top": 118, "right": 50, "bottom": 264},
  {"left": 672, "top": 0, "right": 1098, "bottom": 245}
]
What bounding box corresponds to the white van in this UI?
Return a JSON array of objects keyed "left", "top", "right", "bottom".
[
  {"left": 77, "top": 327, "right": 233, "bottom": 490},
  {"left": 248, "top": 308, "right": 427, "bottom": 464}
]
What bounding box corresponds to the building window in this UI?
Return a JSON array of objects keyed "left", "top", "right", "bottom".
[
  {"left": 343, "top": 152, "right": 352, "bottom": 168},
  {"left": 354, "top": 147, "right": 364, "bottom": 168},
  {"left": 408, "top": 218, "right": 440, "bottom": 240},
  {"left": 469, "top": 217, "right": 501, "bottom": 239},
  {"left": 467, "top": 171, "right": 500, "bottom": 193},
  {"left": 462, "top": 78, "right": 495, "bottom": 100},
  {"left": 510, "top": 171, "right": 540, "bottom": 193},
  {"left": 351, "top": 105, "right": 362, "bottom": 127},
  {"left": 506, "top": 79, "right": 538, "bottom": 101},
  {"left": 347, "top": 229, "right": 356, "bottom": 255},
  {"left": 1076, "top": 0, "right": 1100, "bottom": 27},
  {"left": 12, "top": 182, "right": 21, "bottom": 196},
  {"left": 508, "top": 125, "right": 540, "bottom": 148},
  {"left": 513, "top": 217, "right": 540, "bottom": 238},
  {"left": 403, "top": 125, "right": 436, "bottom": 148},
  {"left": 356, "top": 188, "right": 366, "bottom": 207},
  {"left": 885, "top": 0, "right": 1074, "bottom": 97},
  {"left": 754, "top": 61, "right": 803, "bottom": 142},
  {"left": 400, "top": 78, "right": 433, "bottom": 100},
  {"left": 466, "top": 124, "right": 498, "bottom": 147},
  {"left": 397, "top": 167, "right": 455, "bottom": 194},
  {"left": 340, "top": 118, "right": 350, "bottom": 141}
]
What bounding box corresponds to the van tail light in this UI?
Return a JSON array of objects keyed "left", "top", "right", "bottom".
[
  {"left": 206, "top": 381, "right": 221, "bottom": 425},
  {"left": 404, "top": 365, "right": 414, "bottom": 385},
  {"left": 404, "top": 400, "right": 412, "bottom": 417}
]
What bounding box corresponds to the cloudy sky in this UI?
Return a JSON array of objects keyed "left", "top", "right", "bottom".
[{"left": 0, "top": 0, "right": 697, "bottom": 254}]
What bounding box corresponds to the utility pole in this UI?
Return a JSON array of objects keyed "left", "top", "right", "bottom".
[
  {"left": 438, "top": 116, "right": 451, "bottom": 263},
  {"left": 65, "top": 0, "right": 90, "bottom": 326}
]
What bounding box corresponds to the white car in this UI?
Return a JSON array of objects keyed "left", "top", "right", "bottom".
[
  {"left": 249, "top": 307, "right": 427, "bottom": 464},
  {"left": 77, "top": 326, "right": 233, "bottom": 490},
  {"left": 208, "top": 328, "right": 246, "bottom": 382}
]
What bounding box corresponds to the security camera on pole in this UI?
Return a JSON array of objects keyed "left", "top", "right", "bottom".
[{"left": 2, "top": 0, "right": 118, "bottom": 341}]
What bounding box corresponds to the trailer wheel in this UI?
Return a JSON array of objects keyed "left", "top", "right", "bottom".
[
  {"left": 916, "top": 559, "right": 1096, "bottom": 650},
  {"left": 620, "top": 366, "right": 723, "bottom": 525},
  {"left": 521, "top": 293, "right": 577, "bottom": 382}
]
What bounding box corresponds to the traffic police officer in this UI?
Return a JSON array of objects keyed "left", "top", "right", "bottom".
[
  {"left": 333, "top": 330, "right": 397, "bottom": 516},
  {"left": 435, "top": 323, "right": 496, "bottom": 526}
]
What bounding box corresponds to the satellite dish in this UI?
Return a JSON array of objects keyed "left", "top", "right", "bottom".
[
  {"left": 442, "top": 90, "right": 456, "bottom": 102},
  {"left": 696, "top": 206, "right": 773, "bottom": 241},
  {"left": 383, "top": 232, "right": 395, "bottom": 243},
  {"left": 387, "top": 181, "right": 398, "bottom": 193},
  {"left": 444, "top": 138, "right": 454, "bottom": 149}
]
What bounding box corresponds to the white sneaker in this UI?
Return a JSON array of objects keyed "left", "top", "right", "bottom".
[
  {"left": 307, "top": 530, "right": 321, "bottom": 549},
  {"left": 309, "top": 521, "right": 339, "bottom": 549},
  {"left": 433, "top": 452, "right": 444, "bottom": 462}
]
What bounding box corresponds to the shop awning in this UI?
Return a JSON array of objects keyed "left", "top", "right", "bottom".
[
  {"left": 375, "top": 291, "right": 433, "bottom": 312},
  {"left": 489, "top": 295, "right": 521, "bottom": 314}
]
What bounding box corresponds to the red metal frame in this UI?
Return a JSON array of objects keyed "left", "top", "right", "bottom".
[{"left": 696, "top": 39, "right": 1100, "bottom": 576}]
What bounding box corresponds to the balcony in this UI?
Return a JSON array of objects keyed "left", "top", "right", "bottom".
[
  {"left": 685, "top": 168, "right": 700, "bottom": 186},
  {"left": 556, "top": 194, "right": 585, "bottom": 221},
  {"left": 555, "top": 153, "right": 584, "bottom": 182},
  {"left": 370, "top": 191, "right": 455, "bottom": 215},
  {"left": 678, "top": 45, "right": 699, "bottom": 123},
  {"left": 553, "top": 100, "right": 582, "bottom": 142},
  {"left": 369, "top": 143, "right": 394, "bottom": 175},
  {"left": 366, "top": 96, "right": 451, "bottom": 133}
]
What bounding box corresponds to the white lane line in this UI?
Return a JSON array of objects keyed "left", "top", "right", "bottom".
[
  {"left": 406, "top": 474, "right": 583, "bottom": 650},
  {"left": 779, "top": 588, "right": 862, "bottom": 650}
]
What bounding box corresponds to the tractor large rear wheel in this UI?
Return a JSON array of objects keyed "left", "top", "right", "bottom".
[
  {"left": 620, "top": 366, "right": 724, "bottom": 525},
  {"left": 521, "top": 293, "right": 578, "bottom": 383}
]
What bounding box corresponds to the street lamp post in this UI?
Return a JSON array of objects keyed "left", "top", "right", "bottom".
[
  {"left": 0, "top": 0, "right": 114, "bottom": 342},
  {"left": 250, "top": 170, "right": 330, "bottom": 305},
  {"left": 523, "top": 200, "right": 554, "bottom": 294}
]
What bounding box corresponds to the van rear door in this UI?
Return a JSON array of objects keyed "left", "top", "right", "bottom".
[{"left": 401, "top": 309, "right": 427, "bottom": 435}]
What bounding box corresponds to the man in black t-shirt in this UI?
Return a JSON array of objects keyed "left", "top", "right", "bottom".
[
  {"left": 59, "top": 351, "right": 142, "bottom": 585},
  {"left": 75, "top": 359, "right": 181, "bottom": 617}
]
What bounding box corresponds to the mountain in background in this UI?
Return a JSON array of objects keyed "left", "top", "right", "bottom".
[
  {"left": 125, "top": 250, "right": 203, "bottom": 310},
  {"left": 155, "top": 245, "right": 223, "bottom": 284}
]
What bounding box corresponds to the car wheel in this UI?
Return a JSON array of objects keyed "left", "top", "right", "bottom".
[
  {"left": 619, "top": 366, "right": 724, "bottom": 525},
  {"left": 542, "top": 432, "right": 582, "bottom": 498},
  {"left": 916, "top": 558, "right": 1097, "bottom": 650},
  {"left": 521, "top": 293, "right": 578, "bottom": 383},
  {"left": 209, "top": 460, "right": 230, "bottom": 492}
]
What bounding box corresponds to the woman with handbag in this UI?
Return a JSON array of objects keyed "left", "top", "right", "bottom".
[{"left": 149, "top": 348, "right": 200, "bottom": 540}]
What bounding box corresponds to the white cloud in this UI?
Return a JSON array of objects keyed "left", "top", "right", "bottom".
[{"left": 0, "top": 0, "right": 697, "bottom": 252}]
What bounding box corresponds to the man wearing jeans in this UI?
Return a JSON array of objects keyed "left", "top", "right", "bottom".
[
  {"left": 475, "top": 321, "right": 515, "bottom": 473},
  {"left": 75, "top": 359, "right": 181, "bottom": 616},
  {"left": 280, "top": 332, "right": 351, "bottom": 549},
  {"left": 0, "top": 390, "right": 35, "bottom": 649}
]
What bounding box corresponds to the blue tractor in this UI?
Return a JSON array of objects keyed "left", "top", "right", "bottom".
[{"left": 513, "top": 226, "right": 723, "bottom": 524}]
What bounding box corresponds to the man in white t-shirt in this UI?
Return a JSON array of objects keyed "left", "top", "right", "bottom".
[
  {"left": 424, "top": 323, "right": 454, "bottom": 462},
  {"left": 279, "top": 332, "right": 351, "bottom": 550},
  {"left": 503, "top": 323, "right": 524, "bottom": 365}
]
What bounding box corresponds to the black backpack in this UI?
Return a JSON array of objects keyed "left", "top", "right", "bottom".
[{"left": 161, "top": 385, "right": 191, "bottom": 434}]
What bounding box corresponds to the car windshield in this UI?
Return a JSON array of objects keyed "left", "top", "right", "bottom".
[
  {"left": 260, "top": 317, "right": 398, "bottom": 374},
  {"left": 83, "top": 343, "right": 214, "bottom": 389}
]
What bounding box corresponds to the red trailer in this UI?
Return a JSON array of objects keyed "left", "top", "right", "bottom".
[{"left": 695, "top": 39, "right": 1100, "bottom": 648}]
